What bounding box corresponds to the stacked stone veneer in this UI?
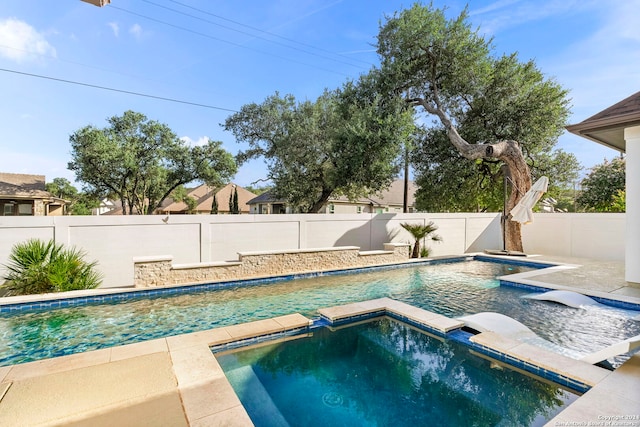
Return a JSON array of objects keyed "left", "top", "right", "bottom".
[{"left": 133, "top": 243, "right": 411, "bottom": 288}]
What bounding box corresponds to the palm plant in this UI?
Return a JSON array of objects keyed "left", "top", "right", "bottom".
[
  {"left": 1, "top": 239, "right": 102, "bottom": 296},
  {"left": 400, "top": 221, "right": 442, "bottom": 258}
]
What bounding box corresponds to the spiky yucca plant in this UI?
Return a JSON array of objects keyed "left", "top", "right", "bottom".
[
  {"left": 1, "top": 239, "right": 102, "bottom": 296},
  {"left": 400, "top": 221, "right": 442, "bottom": 258}
]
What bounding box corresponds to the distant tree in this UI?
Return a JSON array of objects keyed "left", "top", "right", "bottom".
[
  {"left": 546, "top": 186, "right": 580, "bottom": 213},
  {"left": 171, "top": 185, "right": 198, "bottom": 214},
  {"left": 69, "top": 110, "right": 237, "bottom": 215},
  {"left": 46, "top": 177, "right": 100, "bottom": 215},
  {"left": 577, "top": 157, "right": 625, "bottom": 212},
  {"left": 375, "top": 4, "right": 571, "bottom": 251},
  {"left": 232, "top": 187, "right": 239, "bottom": 214},
  {"left": 211, "top": 193, "right": 219, "bottom": 214},
  {"left": 610, "top": 190, "right": 626, "bottom": 213},
  {"left": 224, "top": 73, "right": 414, "bottom": 213},
  {"left": 46, "top": 177, "right": 77, "bottom": 200},
  {"left": 228, "top": 186, "right": 239, "bottom": 214},
  {"left": 72, "top": 193, "right": 101, "bottom": 216},
  {"left": 244, "top": 185, "right": 272, "bottom": 195}
]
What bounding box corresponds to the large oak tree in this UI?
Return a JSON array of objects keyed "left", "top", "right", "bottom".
[
  {"left": 224, "top": 74, "right": 415, "bottom": 213},
  {"left": 376, "top": 4, "right": 571, "bottom": 251},
  {"left": 69, "top": 110, "right": 237, "bottom": 215}
]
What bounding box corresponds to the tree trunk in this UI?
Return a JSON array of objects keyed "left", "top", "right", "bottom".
[
  {"left": 120, "top": 196, "right": 127, "bottom": 215},
  {"left": 409, "top": 98, "right": 532, "bottom": 252},
  {"left": 412, "top": 240, "right": 420, "bottom": 258},
  {"left": 308, "top": 187, "right": 334, "bottom": 213}
]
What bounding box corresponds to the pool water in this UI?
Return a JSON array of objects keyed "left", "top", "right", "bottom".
[
  {"left": 0, "top": 260, "right": 638, "bottom": 367},
  {"left": 217, "top": 317, "right": 579, "bottom": 427}
]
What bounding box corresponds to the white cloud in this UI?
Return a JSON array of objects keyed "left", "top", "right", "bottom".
[
  {"left": 546, "top": 1, "right": 640, "bottom": 119},
  {"left": 108, "top": 22, "right": 120, "bottom": 37},
  {"left": 0, "top": 18, "right": 56, "bottom": 63},
  {"left": 471, "top": 0, "right": 595, "bottom": 36},
  {"left": 470, "top": 0, "right": 522, "bottom": 17},
  {"left": 180, "top": 136, "right": 210, "bottom": 147},
  {"left": 129, "top": 23, "right": 143, "bottom": 40}
]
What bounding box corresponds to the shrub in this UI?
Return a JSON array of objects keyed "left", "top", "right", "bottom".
[
  {"left": 1, "top": 239, "right": 102, "bottom": 296},
  {"left": 400, "top": 222, "right": 442, "bottom": 258}
]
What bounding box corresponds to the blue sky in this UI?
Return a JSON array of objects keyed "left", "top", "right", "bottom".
[{"left": 0, "top": 0, "right": 637, "bottom": 189}]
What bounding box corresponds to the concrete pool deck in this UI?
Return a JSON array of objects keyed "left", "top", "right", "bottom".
[{"left": 0, "top": 255, "right": 639, "bottom": 426}]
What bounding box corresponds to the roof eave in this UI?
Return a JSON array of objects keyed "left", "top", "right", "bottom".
[
  {"left": 565, "top": 111, "right": 640, "bottom": 153},
  {"left": 565, "top": 130, "right": 625, "bottom": 152}
]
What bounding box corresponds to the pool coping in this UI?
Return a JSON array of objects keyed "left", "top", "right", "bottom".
[
  {"left": 2, "top": 297, "right": 637, "bottom": 426},
  {"left": 2, "top": 253, "right": 639, "bottom": 315}
]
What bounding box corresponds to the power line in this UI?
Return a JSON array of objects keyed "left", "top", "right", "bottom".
[
  {"left": 0, "top": 43, "right": 230, "bottom": 100},
  {"left": 108, "top": 5, "right": 351, "bottom": 77},
  {"left": 0, "top": 44, "right": 165, "bottom": 86},
  {"left": 141, "top": 0, "right": 368, "bottom": 70},
  {"left": 166, "top": 0, "right": 370, "bottom": 67},
  {"left": 0, "top": 67, "right": 238, "bottom": 112}
]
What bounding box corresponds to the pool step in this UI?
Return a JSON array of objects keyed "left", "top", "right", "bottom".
[{"left": 224, "top": 365, "right": 290, "bottom": 427}]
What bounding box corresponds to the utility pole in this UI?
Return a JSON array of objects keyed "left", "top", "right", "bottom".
[{"left": 403, "top": 143, "right": 409, "bottom": 213}]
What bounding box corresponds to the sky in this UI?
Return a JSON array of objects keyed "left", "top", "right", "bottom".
[{"left": 0, "top": 0, "right": 638, "bottom": 189}]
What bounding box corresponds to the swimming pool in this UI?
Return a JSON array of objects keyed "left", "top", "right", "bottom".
[
  {"left": 217, "top": 317, "right": 578, "bottom": 427},
  {"left": 0, "top": 258, "right": 638, "bottom": 367}
]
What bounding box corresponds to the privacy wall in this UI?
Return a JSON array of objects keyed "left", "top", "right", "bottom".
[{"left": 0, "top": 213, "right": 624, "bottom": 288}]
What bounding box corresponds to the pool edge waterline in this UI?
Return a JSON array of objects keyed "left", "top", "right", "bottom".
[{"left": 2, "top": 253, "right": 638, "bottom": 314}]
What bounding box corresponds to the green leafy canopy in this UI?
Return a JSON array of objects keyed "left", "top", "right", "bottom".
[
  {"left": 577, "top": 157, "right": 625, "bottom": 212},
  {"left": 225, "top": 74, "right": 415, "bottom": 213},
  {"left": 68, "top": 110, "right": 237, "bottom": 215},
  {"left": 375, "top": 3, "right": 577, "bottom": 213}
]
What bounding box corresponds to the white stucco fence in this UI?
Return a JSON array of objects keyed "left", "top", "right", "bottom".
[{"left": 0, "top": 212, "right": 625, "bottom": 288}]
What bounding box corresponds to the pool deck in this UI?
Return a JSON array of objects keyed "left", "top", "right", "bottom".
[{"left": 0, "top": 255, "right": 639, "bottom": 426}]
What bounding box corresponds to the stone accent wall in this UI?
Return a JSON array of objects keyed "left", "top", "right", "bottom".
[{"left": 133, "top": 243, "right": 410, "bottom": 288}]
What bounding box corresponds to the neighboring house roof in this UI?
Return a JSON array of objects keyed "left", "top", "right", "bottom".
[
  {"left": 247, "top": 191, "right": 283, "bottom": 205},
  {"left": 566, "top": 90, "right": 640, "bottom": 152},
  {"left": 0, "top": 172, "right": 55, "bottom": 200},
  {"left": 364, "top": 179, "right": 417, "bottom": 208},
  {"left": 162, "top": 183, "right": 258, "bottom": 213},
  {"left": 247, "top": 179, "right": 417, "bottom": 208}
]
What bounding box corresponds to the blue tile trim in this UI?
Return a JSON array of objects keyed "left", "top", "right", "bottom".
[
  {"left": 310, "top": 317, "right": 330, "bottom": 329},
  {"left": 499, "top": 279, "right": 554, "bottom": 292},
  {"left": 474, "top": 255, "right": 555, "bottom": 269},
  {"left": 465, "top": 341, "right": 591, "bottom": 394},
  {"left": 210, "top": 326, "right": 310, "bottom": 353},
  {"left": 427, "top": 326, "right": 590, "bottom": 393},
  {"left": 500, "top": 280, "right": 640, "bottom": 311},
  {"left": 590, "top": 296, "right": 640, "bottom": 311},
  {"left": 385, "top": 311, "right": 447, "bottom": 337},
  {"left": 320, "top": 310, "right": 387, "bottom": 327}
]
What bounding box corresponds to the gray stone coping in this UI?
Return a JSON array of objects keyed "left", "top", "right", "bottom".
[
  {"left": 238, "top": 246, "right": 360, "bottom": 256},
  {"left": 172, "top": 261, "right": 243, "bottom": 270}
]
